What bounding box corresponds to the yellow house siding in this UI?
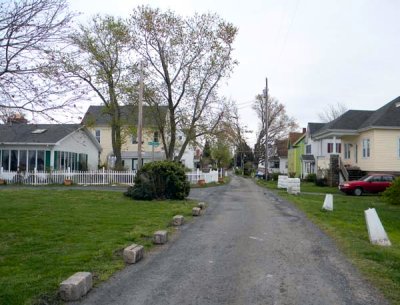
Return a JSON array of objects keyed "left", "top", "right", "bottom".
[
  {"left": 88, "top": 126, "right": 162, "bottom": 165},
  {"left": 371, "top": 129, "right": 400, "bottom": 171},
  {"left": 354, "top": 130, "right": 374, "bottom": 171},
  {"left": 343, "top": 129, "right": 400, "bottom": 172}
]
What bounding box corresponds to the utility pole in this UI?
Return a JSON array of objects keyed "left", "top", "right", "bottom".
[
  {"left": 264, "top": 77, "right": 269, "bottom": 180},
  {"left": 137, "top": 62, "right": 144, "bottom": 170}
]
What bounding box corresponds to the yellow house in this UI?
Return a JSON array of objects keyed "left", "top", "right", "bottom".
[
  {"left": 313, "top": 97, "right": 400, "bottom": 175},
  {"left": 82, "top": 105, "right": 167, "bottom": 170}
]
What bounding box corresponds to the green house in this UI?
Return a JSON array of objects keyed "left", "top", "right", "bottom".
[{"left": 287, "top": 132, "right": 305, "bottom": 177}]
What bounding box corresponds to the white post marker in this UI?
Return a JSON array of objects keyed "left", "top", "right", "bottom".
[
  {"left": 364, "top": 208, "right": 391, "bottom": 246},
  {"left": 322, "top": 194, "right": 333, "bottom": 211}
]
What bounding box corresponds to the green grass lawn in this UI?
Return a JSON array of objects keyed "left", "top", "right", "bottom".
[
  {"left": 257, "top": 179, "right": 400, "bottom": 305},
  {"left": 0, "top": 189, "right": 197, "bottom": 305}
]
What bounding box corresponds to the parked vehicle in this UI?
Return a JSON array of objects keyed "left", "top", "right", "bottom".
[{"left": 339, "top": 174, "right": 395, "bottom": 196}]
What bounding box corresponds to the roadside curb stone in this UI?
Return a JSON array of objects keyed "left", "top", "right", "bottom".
[
  {"left": 123, "top": 244, "right": 144, "bottom": 264},
  {"left": 192, "top": 207, "right": 201, "bottom": 216},
  {"left": 59, "top": 272, "right": 92, "bottom": 301},
  {"left": 153, "top": 230, "right": 168, "bottom": 244},
  {"left": 173, "top": 215, "right": 184, "bottom": 226}
]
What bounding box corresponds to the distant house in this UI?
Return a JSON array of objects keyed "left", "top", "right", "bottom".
[
  {"left": 302, "top": 122, "right": 343, "bottom": 178},
  {"left": 313, "top": 96, "right": 400, "bottom": 176},
  {"left": 82, "top": 105, "right": 166, "bottom": 170},
  {"left": 276, "top": 138, "right": 289, "bottom": 174},
  {"left": 0, "top": 124, "right": 101, "bottom": 171},
  {"left": 287, "top": 131, "right": 306, "bottom": 177}
]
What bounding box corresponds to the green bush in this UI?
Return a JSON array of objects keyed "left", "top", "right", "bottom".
[
  {"left": 315, "top": 177, "right": 327, "bottom": 187},
  {"left": 234, "top": 168, "right": 242, "bottom": 175},
  {"left": 243, "top": 161, "right": 253, "bottom": 176},
  {"left": 124, "top": 161, "right": 190, "bottom": 200},
  {"left": 304, "top": 173, "right": 317, "bottom": 182},
  {"left": 271, "top": 172, "right": 281, "bottom": 181},
  {"left": 288, "top": 172, "right": 296, "bottom": 178},
  {"left": 382, "top": 177, "right": 400, "bottom": 205}
]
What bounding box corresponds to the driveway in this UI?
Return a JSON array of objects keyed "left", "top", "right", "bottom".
[{"left": 72, "top": 175, "right": 388, "bottom": 305}]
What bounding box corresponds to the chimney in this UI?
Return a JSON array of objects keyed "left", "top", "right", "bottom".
[{"left": 302, "top": 127, "right": 306, "bottom": 134}]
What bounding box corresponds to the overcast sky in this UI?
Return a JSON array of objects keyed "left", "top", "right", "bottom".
[{"left": 69, "top": 0, "right": 400, "bottom": 146}]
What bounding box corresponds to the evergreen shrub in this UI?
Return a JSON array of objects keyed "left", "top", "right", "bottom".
[{"left": 124, "top": 161, "right": 190, "bottom": 200}]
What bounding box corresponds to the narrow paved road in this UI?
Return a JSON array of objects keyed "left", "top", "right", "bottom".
[{"left": 73, "top": 176, "right": 388, "bottom": 305}]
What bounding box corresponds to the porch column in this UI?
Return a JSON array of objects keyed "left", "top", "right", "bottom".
[{"left": 333, "top": 136, "right": 337, "bottom": 154}]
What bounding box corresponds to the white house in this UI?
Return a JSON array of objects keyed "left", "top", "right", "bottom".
[
  {"left": 0, "top": 123, "right": 101, "bottom": 171},
  {"left": 302, "top": 122, "right": 342, "bottom": 177}
]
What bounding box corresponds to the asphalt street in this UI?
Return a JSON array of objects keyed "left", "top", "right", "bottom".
[{"left": 72, "top": 175, "right": 388, "bottom": 305}]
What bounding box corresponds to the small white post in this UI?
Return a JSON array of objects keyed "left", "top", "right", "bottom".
[
  {"left": 364, "top": 208, "right": 391, "bottom": 246},
  {"left": 102, "top": 167, "right": 105, "bottom": 185},
  {"left": 322, "top": 194, "right": 333, "bottom": 211}
]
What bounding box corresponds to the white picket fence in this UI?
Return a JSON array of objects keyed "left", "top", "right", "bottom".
[
  {"left": 185, "top": 169, "right": 224, "bottom": 184},
  {"left": 0, "top": 167, "right": 136, "bottom": 186},
  {"left": 0, "top": 167, "right": 226, "bottom": 186}
]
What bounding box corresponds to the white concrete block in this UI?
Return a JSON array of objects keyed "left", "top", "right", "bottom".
[
  {"left": 173, "top": 215, "right": 184, "bottom": 226},
  {"left": 192, "top": 207, "right": 201, "bottom": 216},
  {"left": 278, "top": 175, "right": 289, "bottom": 189},
  {"left": 153, "top": 230, "right": 168, "bottom": 244},
  {"left": 364, "top": 208, "right": 391, "bottom": 246},
  {"left": 287, "top": 186, "right": 300, "bottom": 195},
  {"left": 123, "top": 244, "right": 144, "bottom": 264},
  {"left": 59, "top": 272, "right": 93, "bottom": 301},
  {"left": 322, "top": 194, "right": 333, "bottom": 211}
]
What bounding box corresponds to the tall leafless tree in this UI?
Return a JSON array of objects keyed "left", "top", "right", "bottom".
[
  {"left": 0, "top": 0, "right": 76, "bottom": 119},
  {"left": 318, "top": 102, "right": 348, "bottom": 122},
  {"left": 252, "top": 94, "right": 297, "bottom": 165},
  {"left": 129, "top": 6, "right": 238, "bottom": 160}
]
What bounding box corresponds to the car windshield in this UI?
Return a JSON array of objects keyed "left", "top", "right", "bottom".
[{"left": 359, "top": 175, "right": 372, "bottom": 181}]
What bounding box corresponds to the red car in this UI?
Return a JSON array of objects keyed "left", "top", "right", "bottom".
[{"left": 339, "top": 174, "right": 395, "bottom": 196}]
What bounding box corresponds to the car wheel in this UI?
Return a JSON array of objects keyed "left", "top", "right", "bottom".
[{"left": 354, "top": 187, "right": 363, "bottom": 196}]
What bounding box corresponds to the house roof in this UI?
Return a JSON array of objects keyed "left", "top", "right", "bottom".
[
  {"left": 276, "top": 138, "right": 288, "bottom": 157},
  {"left": 293, "top": 133, "right": 306, "bottom": 146},
  {"left": 288, "top": 132, "right": 304, "bottom": 146},
  {"left": 0, "top": 124, "right": 82, "bottom": 144},
  {"left": 81, "top": 105, "right": 168, "bottom": 127},
  {"left": 313, "top": 96, "right": 400, "bottom": 139},
  {"left": 359, "top": 96, "right": 400, "bottom": 129},
  {"left": 301, "top": 154, "right": 315, "bottom": 162},
  {"left": 318, "top": 110, "right": 374, "bottom": 132},
  {"left": 307, "top": 123, "right": 325, "bottom": 136}
]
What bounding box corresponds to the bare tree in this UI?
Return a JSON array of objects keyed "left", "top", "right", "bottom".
[
  {"left": 318, "top": 102, "right": 348, "bottom": 122},
  {"left": 0, "top": 0, "right": 76, "bottom": 118},
  {"left": 129, "top": 6, "right": 238, "bottom": 160},
  {"left": 60, "top": 15, "right": 135, "bottom": 168},
  {"left": 252, "top": 94, "right": 297, "bottom": 165}
]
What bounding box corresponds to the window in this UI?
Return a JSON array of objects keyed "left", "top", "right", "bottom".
[
  {"left": 344, "top": 144, "right": 351, "bottom": 159},
  {"left": 31, "top": 129, "right": 47, "bottom": 134},
  {"left": 19, "top": 150, "right": 27, "bottom": 171},
  {"left": 306, "top": 145, "right": 311, "bottom": 154},
  {"left": 336, "top": 143, "right": 341, "bottom": 153},
  {"left": 153, "top": 131, "right": 159, "bottom": 143},
  {"left": 10, "top": 150, "right": 18, "bottom": 171},
  {"left": 37, "top": 151, "right": 45, "bottom": 171},
  {"left": 95, "top": 129, "right": 101, "bottom": 143},
  {"left": 28, "top": 150, "right": 36, "bottom": 171},
  {"left": 2, "top": 150, "right": 9, "bottom": 170},
  {"left": 78, "top": 153, "right": 88, "bottom": 171},
  {"left": 327, "top": 143, "right": 333, "bottom": 153},
  {"left": 382, "top": 175, "right": 394, "bottom": 182},
  {"left": 362, "top": 139, "right": 370, "bottom": 158},
  {"left": 131, "top": 134, "right": 137, "bottom": 144},
  {"left": 398, "top": 138, "right": 400, "bottom": 158}
]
